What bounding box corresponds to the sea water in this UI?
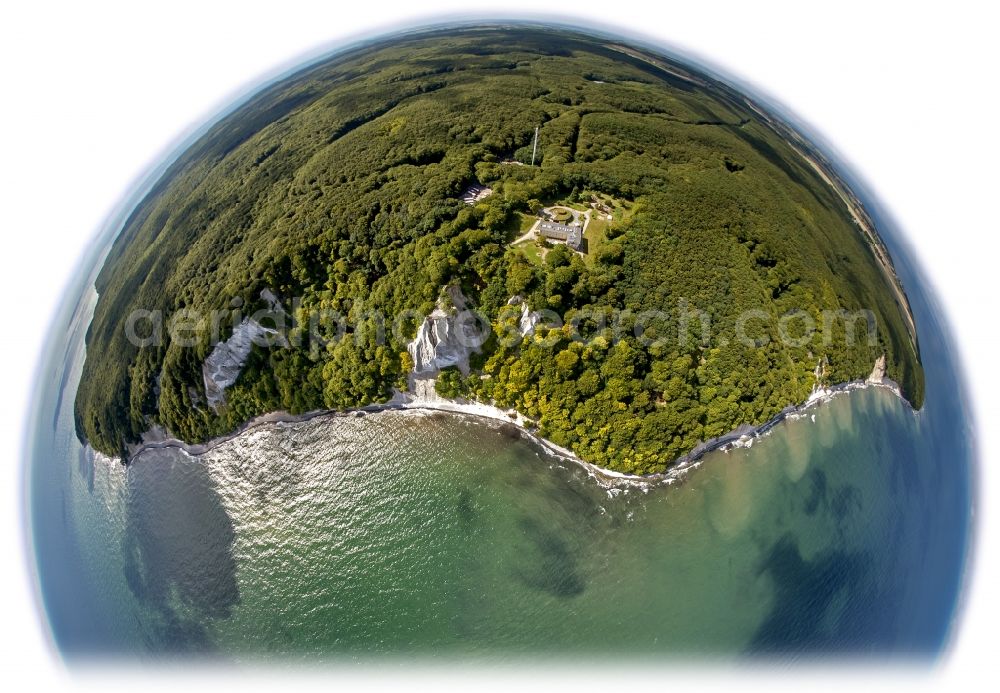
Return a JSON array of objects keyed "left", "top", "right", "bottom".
[{"left": 27, "top": 282, "right": 971, "bottom": 658}]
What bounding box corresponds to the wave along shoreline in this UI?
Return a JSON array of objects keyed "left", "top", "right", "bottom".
[{"left": 104, "top": 374, "right": 909, "bottom": 489}]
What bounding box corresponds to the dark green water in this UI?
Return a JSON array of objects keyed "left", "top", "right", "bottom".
[
  {"left": 27, "top": 279, "right": 971, "bottom": 658},
  {"left": 24, "top": 22, "right": 973, "bottom": 662}
]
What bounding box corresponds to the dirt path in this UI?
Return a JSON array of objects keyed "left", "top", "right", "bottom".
[{"left": 511, "top": 218, "right": 540, "bottom": 245}]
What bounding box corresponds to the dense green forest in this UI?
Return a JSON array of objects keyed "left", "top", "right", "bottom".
[{"left": 75, "top": 27, "right": 922, "bottom": 473}]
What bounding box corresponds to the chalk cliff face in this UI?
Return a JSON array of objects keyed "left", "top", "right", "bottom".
[
  {"left": 407, "top": 287, "right": 486, "bottom": 376},
  {"left": 506, "top": 295, "right": 543, "bottom": 337},
  {"left": 518, "top": 302, "right": 542, "bottom": 337},
  {"left": 868, "top": 354, "right": 887, "bottom": 384},
  {"left": 203, "top": 290, "right": 287, "bottom": 409}
]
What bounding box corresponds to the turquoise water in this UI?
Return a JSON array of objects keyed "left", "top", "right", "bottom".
[
  {"left": 23, "top": 22, "right": 974, "bottom": 662},
  {"left": 26, "top": 275, "right": 971, "bottom": 658}
]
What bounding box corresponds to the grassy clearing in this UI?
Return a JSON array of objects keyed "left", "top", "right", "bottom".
[
  {"left": 583, "top": 214, "right": 609, "bottom": 259},
  {"left": 502, "top": 212, "right": 537, "bottom": 243},
  {"left": 519, "top": 240, "right": 548, "bottom": 267}
]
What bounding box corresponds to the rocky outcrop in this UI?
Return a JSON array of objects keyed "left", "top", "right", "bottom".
[
  {"left": 202, "top": 290, "right": 287, "bottom": 409},
  {"left": 867, "top": 353, "right": 887, "bottom": 384},
  {"left": 407, "top": 286, "right": 486, "bottom": 377},
  {"left": 507, "top": 295, "right": 542, "bottom": 337},
  {"left": 446, "top": 284, "right": 469, "bottom": 311},
  {"left": 518, "top": 303, "right": 542, "bottom": 337}
]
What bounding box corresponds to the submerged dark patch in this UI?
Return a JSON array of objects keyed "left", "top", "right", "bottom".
[
  {"left": 513, "top": 516, "right": 585, "bottom": 598},
  {"left": 748, "top": 534, "right": 870, "bottom": 653},
  {"left": 122, "top": 454, "right": 240, "bottom": 648}
]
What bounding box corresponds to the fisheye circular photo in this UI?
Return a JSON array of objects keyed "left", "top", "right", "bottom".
[{"left": 25, "top": 21, "right": 973, "bottom": 659}]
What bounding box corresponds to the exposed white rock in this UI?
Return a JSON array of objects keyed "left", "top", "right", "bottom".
[
  {"left": 202, "top": 290, "right": 288, "bottom": 409},
  {"left": 407, "top": 286, "right": 485, "bottom": 377},
  {"left": 446, "top": 284, "right": 469, "bottom": 311},
  {"left": 409, "top": 375, "right": 441, "bottom": 401},
  {"left": 506, "top": 294, "right": 543, "bottom": 337},
  {"left": 806, "top": 385, "right": 832, "bottom": 405},
  {"left": 867, "top": 353, "right": 887, "bottom": 384},
  {"left": 260, "top": 288, "right": 283, "bottom": 312},
  {"left": 518, "top": 302, "right": 543, "bottom": 337}
]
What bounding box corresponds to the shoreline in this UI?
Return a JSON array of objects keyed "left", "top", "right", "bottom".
[{"left": 119, "top": 375, "right": 909, "bottom": 487}]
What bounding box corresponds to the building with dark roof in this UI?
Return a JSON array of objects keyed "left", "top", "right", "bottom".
[{"left": 538, "top": 220, "right": 584, "bottom": 251}]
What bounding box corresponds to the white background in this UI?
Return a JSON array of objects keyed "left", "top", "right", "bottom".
[{"left": 1, "top": 0, "right": 997, "bottom": 689}]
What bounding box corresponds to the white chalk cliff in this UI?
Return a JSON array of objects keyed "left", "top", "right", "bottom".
[
  {"left": 867, "top": 353, "right": 887, "bottom": 384},
  {"left": 202, "top": 290, "right": 287, "bottom": 409},
  {"left": 518, "top": 302, "right": 542, "bottom": 337},
  {"left": 407, "top": 287, "right": 486, "bottom": 377},
  {"left": 506, "top": 295, "right": 543, "bottom": 337}
]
